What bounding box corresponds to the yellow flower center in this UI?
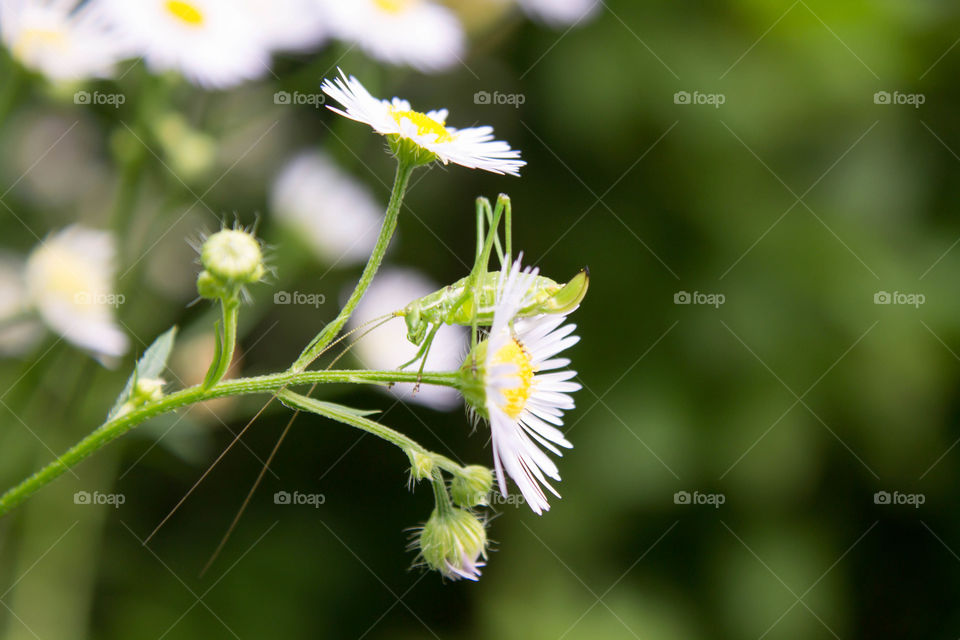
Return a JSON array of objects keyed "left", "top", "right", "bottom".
[
  {"left": 389, "top": 107, "right": 455, "bottom": 143},
  {"left": 373, "top": 0, "right": 417, "bottom": 14},
  {"left": 165, "top": 0, "right": 205, "bottom": 26},
  {"left": 12, "top": 29, "right": 66, "bottom": 60},
  {"left": 492, "top": 338, "right": 535, "bottom": 420}
]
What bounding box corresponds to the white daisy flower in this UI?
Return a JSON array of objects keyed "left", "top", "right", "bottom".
[
  {"left": 462, "top": 256, "right": 581, "bottom": 514},
  {"left": 317, "top": 0, "right": 464, "bottom": 72},
  {"left": 348, "top": 268, "right": 467, "bottom": 411},
  {"left": 24, "top": 226, "right": 129, "bottom": 363},
  {"left": 0, "top": 0, "right": 128, "bottom": 81},
  {"left": 270, "top": 151, "right": 381, "bottom": 265},
  {"left": 516, "top": 0, "right": 601, "bottom": 26},
  {"left": 242, "top": 0, "right": 326, "bottom": 53},
  {"left": 99, "top": 0, "right": 271, "bottom": 88},
  {"left": 321, "top": 70, "right": 525, "bottom": 176}
]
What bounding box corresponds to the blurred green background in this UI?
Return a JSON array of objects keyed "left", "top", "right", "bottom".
[{"left": 3, "top": 0, "right": 960, "bottom": 638}]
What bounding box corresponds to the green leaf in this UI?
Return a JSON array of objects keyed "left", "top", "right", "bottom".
[
  {"left": 201, "top": 318, "right": 225, "bottom": 390},
  {"left": 108, "top": 326, "right": 178, "bottom": 420},
  {"left": 277, "top": 391, "right": 380, "bottom": 420}
]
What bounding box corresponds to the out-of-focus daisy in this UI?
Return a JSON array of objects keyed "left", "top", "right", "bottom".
[
  {"left": 317, "top": 0, "right": 463, "bottom": 72},
  {"left": 0, "top": 255, "right": 43, "bottom": 356},
  {"left": 24, "top": 226, "right": 129, "bottom": 362},
  {"left": 516, "top": 0, "right": 601, "bottom": 25},
  {"left": 322, "top": 70, "right": 525, "bottom": 176},
  {"left": 99, "top": 0, "right": 271, "bottom": 88},
  {"left": 347, "top": 268, "right": 466, "bottom": 410},
  {"left": 460, "top": 256, "right": 581, "bottom": 514},
  {"left": 0, "top": 0, "right": 128, "bottom": 81},
  {"left": 243, "top": 0, "right": 326, "bottom": 53},
  {"left": 270, "top": 151, "right": 381, "bottom": 265}
]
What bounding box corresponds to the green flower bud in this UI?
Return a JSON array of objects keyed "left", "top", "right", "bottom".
[
  {"left": 196, "top": 270, "right": 228, "bottom": 300},
  {"left": 200, "top": 229, "right": 265, "bottom": 287},
  {"left": 451, "top": 466, "right": 494, "bottom": 508},
  {"left": 408, "top": 451, "right": 434, "bottom": 483},
  {"left": 417, "top": 508, "right": 487, "bottom": 581},
  {"left": 133, "top": 377, "right": 165, "bottom": 404}
]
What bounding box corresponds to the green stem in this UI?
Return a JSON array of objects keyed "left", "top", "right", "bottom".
[
  {"left": 202, "top": 297, "right": 239, "bottom": 388},
  {"left": 431, "top": 469, "right": 454, "bottom": 517},
  {"left": 289, "top": 160, "right": 414, "bottom": 372},
  {"left": 0, "top": 369, "right": 458, "bottom": 518},
  {"left": 277, "top": 390, "right": 465, "bottom": 478}
]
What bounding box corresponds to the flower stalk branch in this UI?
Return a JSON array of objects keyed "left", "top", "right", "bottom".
[{"left": 0, "top": 368, "right": 459, "bottom": 517}]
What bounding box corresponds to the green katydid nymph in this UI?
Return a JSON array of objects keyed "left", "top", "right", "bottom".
[{"left": 393, "top": 193, "right": 589, "bottom": 374}]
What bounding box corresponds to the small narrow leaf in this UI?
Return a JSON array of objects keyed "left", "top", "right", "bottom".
[
  {"left": 108, "top": 326, "right": 178, "bottom": 420},
  {"left": 278, "top": 391, "right": 380, "bottom": 419}
]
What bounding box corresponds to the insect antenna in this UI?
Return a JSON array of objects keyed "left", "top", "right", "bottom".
[
  {"left": 197, "top": 313, "right": 396, "bottom": 574},
  {"left": 144, "top": 313, "right": 393, "bottom": 548}
]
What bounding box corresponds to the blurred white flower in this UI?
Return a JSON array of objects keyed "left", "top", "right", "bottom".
[
  {"left": 516, "top": 0, "right": 600, "bottom": 25},
  {"left": 347, "top": 268, "right": 466, "bottom": 410},
  {"left": 317, "top": 0, "right": 464, "bottom": 72},
  {"left": 0, "top": 0, "right": 128, "bottom": 81},
  {"left": 270, "top": 152, "right": 382, "bottom": 266},
  {"left": 99, "top": 0, "right": 271, "bottom": 88},
  {"left": 322, "top": 70, "right": 525, "bottom": 176},
  {"left": 0, "top": 255, "right": 43, "bottom": 356},
  {"left": 243, "top": 0, "right": 326, "bottom": 53},
  {"left": 24, "top": 226, "right": 129, "bottom": 362}
]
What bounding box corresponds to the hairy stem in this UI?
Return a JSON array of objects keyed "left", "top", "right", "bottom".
[
  {"left": 290, "top": 160, "right": 414, "bottom": 372},
  {"left": 0, "top": 369, "right": 459, "bottom": 518},
  {"left": 203, "top": 297, "right": 239, "bottom": 388}
]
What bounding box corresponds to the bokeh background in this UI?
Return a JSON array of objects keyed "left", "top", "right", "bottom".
[{"left": 2, "top": 0, "right": 960, "bottom": 638}]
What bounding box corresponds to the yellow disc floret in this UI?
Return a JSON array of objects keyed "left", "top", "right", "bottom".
[
  {"left": 373, "top": 0, "right": 418, "bottom": 15},
  {"left": 389, "top": 107, "right": 455, "bottom": 143},
  {"left": 165, "top": 0, "right": 205, "bottom": 26},
  {"left": 491, "top": 338, "right": 535, "bottom": 419}
]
